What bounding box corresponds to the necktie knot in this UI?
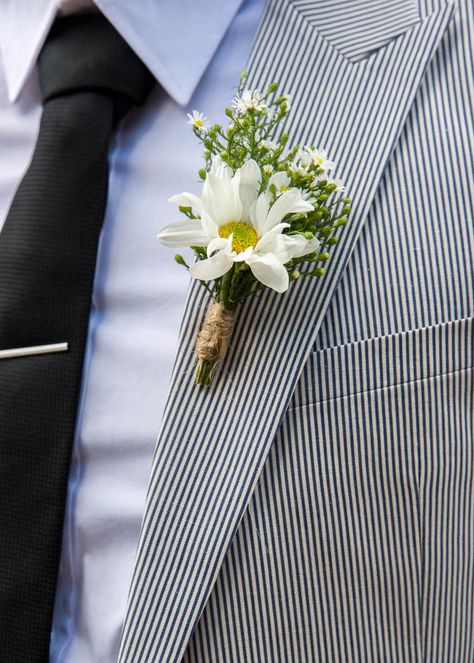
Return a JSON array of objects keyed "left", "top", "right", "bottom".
[{"left": 38, "top": 14, "right": 154, "bottom": 113}]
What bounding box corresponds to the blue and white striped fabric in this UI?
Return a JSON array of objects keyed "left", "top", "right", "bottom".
[
  {"left": 291, "top": 0, "right": 421, "bottom": 61},
  {"left": 185, "top": 317, "right": 473, "bottom": 662},
  {"left": 119, "top": 1, "right": 473, "bottom": 661}
]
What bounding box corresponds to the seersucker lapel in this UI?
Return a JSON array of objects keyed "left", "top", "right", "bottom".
[{"left": 119, "top": 2, "right": 454, "bottom": 661}]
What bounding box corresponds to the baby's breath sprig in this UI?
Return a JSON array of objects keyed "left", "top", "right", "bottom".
[{"left": 159, "top": 72, "right": 351, "bottom": 385}]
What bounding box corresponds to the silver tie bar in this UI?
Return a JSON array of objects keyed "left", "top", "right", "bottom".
[{"left": 0, "top": 342, "right": 69, "bottom": 360}]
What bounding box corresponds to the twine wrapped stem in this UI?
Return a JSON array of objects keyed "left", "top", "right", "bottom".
[{"left": 195, "top": 302, "right": 235, "bottom": 385}]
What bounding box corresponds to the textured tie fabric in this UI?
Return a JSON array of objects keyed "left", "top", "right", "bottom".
[{"left": 0, "top": 15, "right": 153, "bottom": 661}]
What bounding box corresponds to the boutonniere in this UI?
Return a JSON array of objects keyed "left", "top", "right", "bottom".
[{"left": 159, "top": 73, "right": 351, "bottom": 385}]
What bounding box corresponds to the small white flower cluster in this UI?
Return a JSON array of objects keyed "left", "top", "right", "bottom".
[
  {"left": 169, "top": 77, "right": 349, "bottom": 297},
  {"left": 325, "top": 177, "right": 346, "bottom": 193},
  {"left": 260, "top": 139, "right": 279, "bottom": 152},
  {"left": 300, "top": 147, "right": 334, "bottom": 171},
  {"left": 161, "top": 75, "right": 351, "bottom": 385},
  {"left": 187, "top": 110, "right": 209, "bottom": 133},
  {"left": 231, "top": 89, "right": 290, "bottom": 117},
  {"left": 232, "top": 89, "right": 265, "bottom": 114},
  {"left": 287, "top": 147, "right": 346, "bottom": 193}
]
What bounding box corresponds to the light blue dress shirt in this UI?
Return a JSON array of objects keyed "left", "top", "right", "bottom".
[{"left": 0, "top": 0, "right": 266, "bottom": 659}]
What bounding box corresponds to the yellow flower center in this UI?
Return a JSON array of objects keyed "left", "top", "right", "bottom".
[{"left": 219, "top": 221, "right": 258, "bottom": 253}]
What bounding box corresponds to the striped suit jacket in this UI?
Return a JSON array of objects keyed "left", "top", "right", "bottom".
[{"left": 119, "top": 0, "right": 473, "bottom": 661}]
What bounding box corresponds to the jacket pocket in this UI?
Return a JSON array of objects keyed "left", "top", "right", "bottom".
[{"left": 291, "top": 317, "right": 472, "bottom": 410}]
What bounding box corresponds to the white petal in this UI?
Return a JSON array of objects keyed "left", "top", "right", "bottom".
[
  {"left": 254, "top": 223, "right": 289, "bottom": 254},
  {"left": 256, "top": 235, "right": 293, "bottom": 264},
  {"left": 263, "top": 189, "right": 313, "bottom": 233},
  {"left": 207, "top": 236, "right": 228, "bottom": 257},
  {"left": 202, "top": 160, "right": 242, "bottom": 226},
  {"left": 158, "top": 220, "right": 209, "bottom": 248},
  {"left": 250, "top": 191, "right": 271, "bottom": 236},
  {"left": 268, "top": 171, "right": 290, "bottom": 190},
  {"left": 220, "top": 233, "right": 252, "bottom": 261},
  {"left": 255, "top": 230, "right": 320, "bottom": 264},
  {"left": 209, "top": 155, "right": 227, "bottom": 176},
  {"left": 233, "top": 246, "right": 254, "bottom": 262},
  {"left": 200, "top": 213, "right": 218, "bottom": 239},
  {"left": 269, "top": 233, "right": 320, "bottom": 262},
  {"left": 168, "top": 192, "right": 203, "bottom": 214},
  {"left": 189, "top": 251, "right": 233, "bottom": 281},
  {"left": 286, "top": 234, "right": 320, "bottom": 258},
  {"left": 239, "top": 159, "right": 261, "bottom": 220},
  {"left": 246, "top": 253, "right": 289, "bottom": 293}
]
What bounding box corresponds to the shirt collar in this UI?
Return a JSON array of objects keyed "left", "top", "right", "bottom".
[{"left": 0, "top": 0, "right": 244, "bottom": 105}]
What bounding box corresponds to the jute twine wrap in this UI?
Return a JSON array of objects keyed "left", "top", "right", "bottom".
[{"left": 196, "top": 302, "right": 235, "bottom": 363}]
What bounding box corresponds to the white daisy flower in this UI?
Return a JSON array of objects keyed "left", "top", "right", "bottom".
[
  {"left": 264, "top": 107, "right": 276, "bottom": 121},
  {"left": 296, "top": 147, "right": 313, "bottom": 167},
  {"left": 187, "top": 110, "right": 209, "bottom": 132},
  {"left": 260, "top": 139, "right": 279, "bottom": 152},
  {"left": 289, "top": 160, "right": 310, "bottom": 178},
  {"left": 232, "top": 89, "right": 265, "bottom": 115},
  {"left": 277, "top": 147, "right": 291, "bottom": 164},
  {"left": 159, "top": 158, "right": 318, "bottom": 293},
  {"left": 309, "top": 148, "right": 335, "bottom": 172},
  {"left": 326, "top": 177, "right": 346, "bottom": 193}
]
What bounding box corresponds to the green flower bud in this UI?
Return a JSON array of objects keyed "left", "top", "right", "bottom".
[
  {"left": 225, "top": 107, "right": 234, "bottom": 119},
  {"left": 319, "top": 227, "right": 332, "bottom": 237},
  {"left": 336, "top": 216, "right": 348, "bottom": 226},
  {"left": 290, "top": 270, "right": 300, "bottom": 280},
  {"left": 326, "top": 236, "right": 339, "bottom": 246},
  {"left": 318, "top": 252, "right": 330, "bottom": 261},
  {"left": 268, "top": 82, "right": 279, "bottom": 92},
  {"left": 313, "top": 267, "right": 325, "bottom": 277},
  {"left": 198, "top": 168, "right": 207, "bottom": 180},
  {"left": 174, "top": 255, "right": 188, "bottom": 267}
]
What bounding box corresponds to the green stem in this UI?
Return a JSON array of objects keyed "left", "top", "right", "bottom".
[
  {"left": 195, "top": 359, "right": 217, "bottom": 386},
  {"left": 219, "top": 268, "right": 234, "bottom": 310}
]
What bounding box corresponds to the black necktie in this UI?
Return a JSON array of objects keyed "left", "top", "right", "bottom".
[{"left": 0, "top": 15, "right": 154, "bottom": 661}]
